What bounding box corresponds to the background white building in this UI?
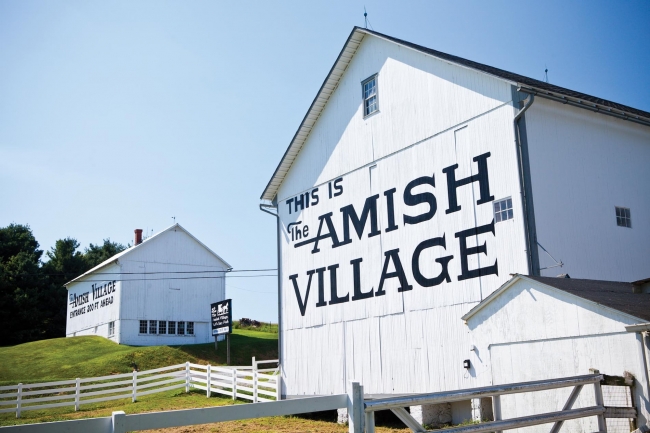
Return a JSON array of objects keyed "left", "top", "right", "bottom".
[
  {"left": 260, "top": 26, "right": 650, "bottom": 427},
  {"left": 65, "top": 224, "right": 230, "bottom": 346}
]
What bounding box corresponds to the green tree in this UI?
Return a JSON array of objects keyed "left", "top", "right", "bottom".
[
  {"left": 0, "top": 224, "right": 45, "bottom": 346},
  {"left": 84, "top": 239, "right": 128, "bottom": 269},
  {"left": 41, "top": 238, "right": 87, "bottom": 339}
]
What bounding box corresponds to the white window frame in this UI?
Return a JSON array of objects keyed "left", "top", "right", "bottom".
[
  {"left": 187, "top": 322, "right": 194, "bottom": 335},
  {"left": 168, "top": 321, "right": 176, "bottom": 335},
  {"left": 158, "top": 320, "right": 167, "bottom": 335},
  {"left": 362, "top": 74, "right": 379, "bottom": 117},
  {"left": 108, "top": 321, "right": 115, "bottom": 336},
  {"left": 494, "top": 197, "right": 514, "bottom": 223},
  {"left": 615, "top": 206, "right": 632, "bottom": 228},
  {"left": 139, "top": 320, "right": 147, "bottom": 334},
  {"left": 149, "top": 320, "right": 157, "bottom": 334},
  {"left": 178, "top": 321, "right": 185, "bottom": 335}
]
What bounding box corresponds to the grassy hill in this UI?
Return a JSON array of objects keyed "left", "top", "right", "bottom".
[{"left": 0, "top": 328, "right": 277, "bottom": 384}]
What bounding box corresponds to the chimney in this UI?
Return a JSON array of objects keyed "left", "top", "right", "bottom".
[{"left": 134, "top": 229, "right": 143, "bottom": 245}]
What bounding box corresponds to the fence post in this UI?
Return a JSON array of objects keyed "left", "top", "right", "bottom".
[
  {"left": 16, "top": 383, "right": 22, "bottom": 419},
  {"left": 232, "top": 369, "right": 238, "bottom": 400},
  {"left": 132, "top": 370, "right": 137, "bottom": 403},
  {"left": 594, "top": 379, "right": 608, "bottom": 433},
  {"left": 252, "top": 356, "right": 256, "bottom": 372},
  {"left": 111, "top": 410, "right": 126, "bottom": 433},
  {"left": 185, "top": 361, "right": 190, "bottom": 393},
  {"left": 253, "top": 370, "right": 258, "bottom": 403},
  {"left": 347, "top": 381, "right": 364, "bottom": 433},
  {"left": 206, "top": 364, "right": 212, "bottom": 398},
  {"left": 275, "top": 373, "right": 281, "bottom": 401},
  {"left": 75, "top": 378, "right": 80, "bottom": 411}
]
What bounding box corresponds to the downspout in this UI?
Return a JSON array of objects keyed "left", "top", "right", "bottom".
[
  {"left": 259, "top": 202, "right": 282, "bottom": 397},
  {"left": 513, "top": 91, "right": 536, "bottom": 275}
]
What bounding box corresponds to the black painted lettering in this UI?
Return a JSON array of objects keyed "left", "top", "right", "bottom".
[
  {"left": 327, "top": 264, "right": 348, "bottom": 305},
  {"left": 311, "top": 188, "right": 319, "bottom": 206},
  {"left": 455, "top": 219, "right": 498, "bottom": 281},
  {"left": 384, "top": 188, "right": 398, "bottom": 232},
  {"left": 339, "top": 194, "right": 381, "bottom": 246},
  {"left": 350, "top": 258, "right": 373, "bottom": 301},
  {"left": 443, "top": 152, "right": 494, "bottom": 214},
  {"left": 403, "top": 175, "right": 437, "bottom": 225},
  {"left": 289, "top": 271, "right": 315, "bottom": 316},
  {"left": 377, "top": 249, "right": 412, "bottom": 295},
  {"left": 412, "top": 234, "right": 453, "bottom": 287},
  {"left": 294, "top": 212, "right": 341, "bottom": 253},
  {"left": 294, "top": 194, "right": 305, "bottom": 212},
  {"left": 315, "top": 267, "right": 327, "bottom": 307},
  {"left": 333, "top": 178, "right": 343, "bottom": 197}
]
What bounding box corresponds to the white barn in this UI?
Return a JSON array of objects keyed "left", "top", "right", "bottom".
[
  {"left": 65, "top": 224, "right": 231, "bottom": 346},
  {"left": 259, "top": 26, "right": 650, "bottom": 426}
]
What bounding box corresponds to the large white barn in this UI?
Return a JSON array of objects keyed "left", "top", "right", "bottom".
[
  {"left": 260, "top": 27, "right": 650, "bottom": 427},
  {"left": 65, "top": 224, "right": 230, "bottom": 346}
]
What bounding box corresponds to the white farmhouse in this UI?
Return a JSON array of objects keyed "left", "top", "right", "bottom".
[
  {"left": 65, "top": 224, "right": 231, "bottom": 346},
  {"left": 259, "top": 26, "right": 650, "bottom": 426}
]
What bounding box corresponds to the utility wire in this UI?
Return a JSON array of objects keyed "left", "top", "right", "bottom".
[
  {"left": 68, "top": 274, "right": 277, "bottom": 283},
  {"left": 18, "top": 268, "right": 277, "bottom": 277}
]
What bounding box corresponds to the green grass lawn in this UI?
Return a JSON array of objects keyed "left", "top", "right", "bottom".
[{"left": 0, "top": 328, "right": 278, "bottom": 384}]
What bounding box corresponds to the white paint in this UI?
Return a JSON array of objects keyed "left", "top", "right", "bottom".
[
  {"left": 65, "top": 224, "right": 229, "bottom": 345},
  {"left": 466, "top": 277, "right": 650, "bottom": 431}
]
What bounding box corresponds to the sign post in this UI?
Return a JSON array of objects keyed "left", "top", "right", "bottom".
[{"left": 210, "top": 299, "right": 232, "bottom": 365}]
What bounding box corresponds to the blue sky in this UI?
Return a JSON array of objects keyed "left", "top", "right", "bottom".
[{"left": 1, "top": 1, "right": 648, "bottom": 322}]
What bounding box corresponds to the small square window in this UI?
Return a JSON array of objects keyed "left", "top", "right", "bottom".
[
  {"left": 139, "top": 320, "right": 147, "bottom": 334},
  {"left": 149, "top": 320, "right": 157, "bottom": 334},
  {"left": 187, "top": 322, "right": 194, "bottom": 335},
  {"left": 178, "top": 321, "right": 185, "bottom": 335},
  {"left": 615, "top": 207, "right": 631, "bottom": 228},
  {"left": 494, "top": 198, "right": 513, "bottom": 223},
  {"left": 108, "top": 321, "right": 115, "bottom": 336},
  {"left": 362, "top": 75, "right": 378, "bottom": 117},
  {"left": 168, "top": 321, "right": 176, "bottom": 335},
  {"left": 159, "top": 321, "right": 167, "bottom": 335}
]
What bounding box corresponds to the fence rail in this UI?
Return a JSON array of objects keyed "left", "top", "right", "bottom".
[
  {"left": 1, "top": 373, "right": 630, "bottom": 433},
  {"left": 0, "top": 358, "right": 279, "bottom": 419}
]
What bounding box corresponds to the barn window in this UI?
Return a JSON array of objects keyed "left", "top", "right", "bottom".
[
  {"left": 362, "top": 75, "right": 378, "bottom": 117},
  {"left": 615, "top": 207, "right": 631, "bottom": 228},
  {"left": 494, "top": 197, "right": 513, "bottom": 222},
  {"left": 187, "top": 322, "right": 194, "bottom": 335},
  {"left": 139, "top": 320, "right": 147, "bottom": 334},
  {"left": 149, "top": 320, "right": 157, "bottom": 334},
  {"left": 168, "top": 321, "right": 176, "bottom": 334},
  {"left": 108, "top": 321, "right": 115, "bottom": 336},
  {"left": 178, "top": 321, "right": 185, "bottom": 335},
  {"left": 158, "top": 321, "right": 167, "bottom": 335}
]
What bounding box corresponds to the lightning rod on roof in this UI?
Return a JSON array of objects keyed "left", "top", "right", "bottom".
[
  {"left": 545, "top": 67, "right": 549, "bottom": 83},
  {"left": 364, "top": 7, "right": 368, "bottom": 29}
]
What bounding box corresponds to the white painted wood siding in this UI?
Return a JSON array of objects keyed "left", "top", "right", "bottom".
[
  {"left": 66, "top": 262, "right": 121, "bottom": 341},
  {"left": 466, "top": 278, "right": 650, "bottom": 430},
  {"left": 525, "top": 98, "right": 650, "bottom": 281},
  {"left": 277, "top": 36, "right": 530, "bottom": 396},
  {"left": 119, "top": 229, "right": 227, "bottom": 346}
]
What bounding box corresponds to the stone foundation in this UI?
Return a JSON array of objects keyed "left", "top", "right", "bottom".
[
  {"left": 410, "top": 403, "right": 452, "bottom": 428},
  {"left": 337, "top": 407, "right": 348, "bottom": 424}
]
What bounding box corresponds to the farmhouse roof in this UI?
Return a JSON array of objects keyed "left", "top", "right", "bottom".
[
  {"left": 461, "top": 274, "right": 650, "bottom": 323},
  {"left": 64, "top": 224, "right": 231, "bottom": 287},
  {"left": 261, "top": 27, "right": 650, "bottom": 202}
]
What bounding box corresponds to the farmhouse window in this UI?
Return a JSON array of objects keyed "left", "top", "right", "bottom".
[
  {"left": 139, "top": 320, "right": 147, "bottom": 334},
  {"left": 494, "top": 197, "right": 513, "bottom": 222},
  {"left": 168, "top": 321, "right": 176, "bottom": 335},
  {"left": 187, "top": 322, "right": 194, "bottom": 335},
  {"left": 616, "top": 207, "right": 631, "bottom": 228},
  {"left": 149, "top": 320, "right": 157, "bottom": 334},
  {"left": 108, "top": 321, "right": 115, "bottom": 336},
  {"left": 362, "top": 75, "right": 378, "bottom": 117},
  {"left": 178, "top": 321, "right": 185, "bottom": 335},
  {"left": 159, "top": 320, "right": 167, "bottom": 334}
]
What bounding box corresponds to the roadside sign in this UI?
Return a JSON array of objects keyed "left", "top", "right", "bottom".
[{"left": 211, "top": 299, "right": 232, "bottom": 336}]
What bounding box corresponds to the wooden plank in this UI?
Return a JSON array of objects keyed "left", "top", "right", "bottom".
[
  {"left": 0, "top": 416, "right": 110, "bottom": 432},
  {"left": 122, "top": 395, "right": 347, "bottom": 431}
]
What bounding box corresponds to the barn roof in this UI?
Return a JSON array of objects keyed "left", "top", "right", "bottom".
[
  {"left": 64, "top": 224, "right": 231, "bottom": 287},
  {"left": 462, "top": 274, "right": 650, "bottom": 323},
  {"left": 261, "top": 27, "right": 650, "bottom": 202}
]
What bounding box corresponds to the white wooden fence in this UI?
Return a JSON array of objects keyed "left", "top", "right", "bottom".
[
  {"left": 0, "top": 358, "right": 279, "bottom": 419},
  {"left": 0, "top": 374, "right": 620, "bottom": 433}
]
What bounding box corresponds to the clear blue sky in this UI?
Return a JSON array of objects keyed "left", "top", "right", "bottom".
[{"left": 1, "top": 1, "right": 648, "bottom": 322}]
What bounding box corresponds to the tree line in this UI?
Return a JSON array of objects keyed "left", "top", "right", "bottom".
[{"left": 0, "top": 223, "right": 127, "bottom": 346}]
